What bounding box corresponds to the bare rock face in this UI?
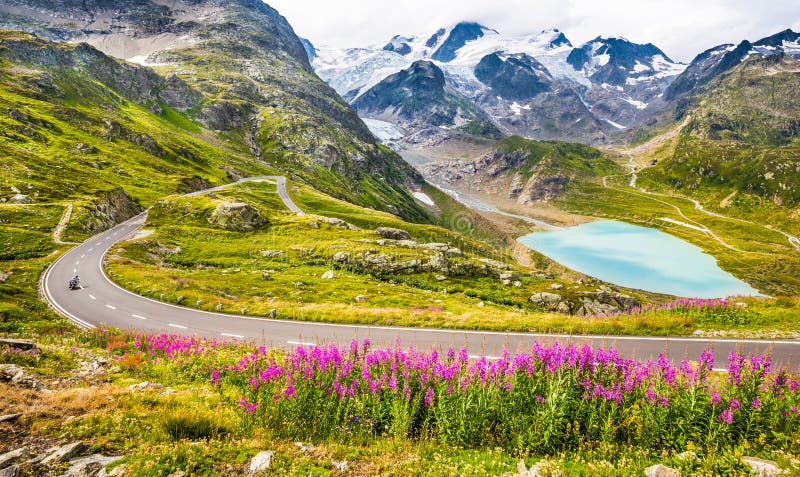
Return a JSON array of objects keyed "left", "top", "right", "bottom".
[
  {"left": 82, "top": 189, "right": 143, "bottom": 234},
  {"left": 207, "top": 201, "right": 266, "bottom": 232}
]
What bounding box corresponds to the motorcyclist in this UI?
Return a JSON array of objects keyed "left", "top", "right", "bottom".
[{"left": 69, "top": 275, "right": 80, "bottom": 289}]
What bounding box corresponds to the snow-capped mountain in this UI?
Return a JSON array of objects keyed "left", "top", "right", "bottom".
[
  {"left": 312, "top": 23, "right": 622, "bottom": 143},
  {"left": 666, "top": 29, "right": 800, "bottom": 100}
]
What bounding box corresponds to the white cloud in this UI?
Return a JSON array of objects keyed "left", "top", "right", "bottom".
[{"left": 267, "top": 0, "right": 800, "bottom": 62}]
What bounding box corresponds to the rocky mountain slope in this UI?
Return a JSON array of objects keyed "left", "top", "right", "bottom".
[
  {"left": 423, "top": 136, "right": 619, "bottom": 205},
  {"left": 665, "top": 29, "right": 800, "bottom": 100},
  {"left": 641, "top": 53, "right": 800, "bottom": 210},
  {"left": 0, "top": 0, "right": 435, "bottom": 221},
  {"left": 351, "top": 60, "right": 501, "bottom": 140},
  {"left": 311, "top": 23, "right": 687, "bottom": 144}
]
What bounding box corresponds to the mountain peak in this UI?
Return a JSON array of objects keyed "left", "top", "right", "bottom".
[{"left": 431, "top": 22, "right": 498, "bottom": 62}]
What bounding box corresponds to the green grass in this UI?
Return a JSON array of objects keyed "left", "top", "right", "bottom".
[{"left": 103, "top": 180, "right": 704, "bottom": 336}]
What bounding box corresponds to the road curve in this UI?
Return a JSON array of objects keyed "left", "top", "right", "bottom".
[{"left": 41, "top": 178, "right": 800, "bottom": 368}]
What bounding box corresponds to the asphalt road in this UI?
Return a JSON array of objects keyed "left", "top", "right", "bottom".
[{"left": 41, "top": 178, "right": 800, "bottom": 368}]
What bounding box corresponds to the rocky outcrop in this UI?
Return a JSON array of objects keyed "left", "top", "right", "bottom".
[
  {"left": 376, "top": 227, "right": 411, "bottom": 240},
  {"left": 530, "top": 292, "right": 572, "bottom": 314},
  {"left": 317, "top": 216, "right": 359, "bottom": 230},
  {"left": 0, "top": 364, "right": 46, "bottom": 390},
  {"left": 82, "top": 189, "right": 143, "bottom": 234},
  {"left": 530, "top": 288, "right": 639, "bottom": 316},
  {"left": 8, "top": 194, "right": 32, "bottom": 204},
  {"left": 207, "top": 201, "right": 266, "bottom": 232}
]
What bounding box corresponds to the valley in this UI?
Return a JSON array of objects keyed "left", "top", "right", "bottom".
[{"left": 0, "top": 1, "right": 799, "bottom": 475}]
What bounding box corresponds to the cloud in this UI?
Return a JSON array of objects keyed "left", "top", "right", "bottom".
[{"left": 266, "top": 0, "right": 800, "bottom": 62}]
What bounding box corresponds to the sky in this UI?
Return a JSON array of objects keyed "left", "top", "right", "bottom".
[{"left": 267, "top": 0, "right": 800, "bottom": 62}]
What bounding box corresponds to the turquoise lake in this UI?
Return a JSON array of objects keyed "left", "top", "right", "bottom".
[{"left": 517, "top": 220, "right": 760, "bottom": 298}]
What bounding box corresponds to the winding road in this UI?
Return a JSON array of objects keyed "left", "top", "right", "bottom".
[{"left": 41, "top": 177, "right": 800, "bottom": 367}]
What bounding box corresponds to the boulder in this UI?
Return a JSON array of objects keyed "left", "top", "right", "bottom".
[
  {"left": 0, "top": 338, "right": 38, "bottom": 351},
  {"left": 319, "top": 217, "right": 359, "bottom": 230},
  {"left": 0, "top": 413, "right": 22, "bottom": 423},
  {"left": 9, "top": 194, "right": 32, "bottom": 204},
  {"left": 307, "top": 220, "right": 319, "bottom": 229},
  {"left": 260, "top": 250, "right": 284, "bottom": 259},
  {"left": 644, "top": 464, "right": 680, "bottom": 477},
  {"left": 82, "top": 189, "right": 143, "bottom": 234},
  {"left": 0, "top": 465, "right": 19, "bottom": 477},
  {"left": 478, "top": 258, "right": 509, "bottom": 270},
  {"left": 0, "top": 447, "right": 28, "bottom": 468},
  {"left": 499, "top": 271, "right": 521, "bottom": 281},
  {"left": 741, "top": 457, "right": 784, "bottom": 477},
  {"left": 332, "top": 251, "right": 350, "bottom": 263},
  {"left": 530, "top": 292, "right": 567, "bottom": 312},
  {"left": 321, "top": 270, "right": 335, "bottom": 279},
  {"left": 332, "top": 460, "right": 348, "bottom": 472},
  {"left": 0, "top": 364, "right": 45, "bottom": 390},
  {"left": 60, "top": 454, "right": 122, "bottom": 477},
  {"left": 375, "top": 227, "right": 411, "bottom": 240},
  {"left": 41, "top": 442, "right": 88, "bottom": 465},
  {"left": 354, "top": 294, "right": 367, "bottom": 303},
  {"left": 208, "top": 201, "right": 266, "bottom": 232},
  {"left": 248, "top": 451, "right": 275, "bottom": 475}
]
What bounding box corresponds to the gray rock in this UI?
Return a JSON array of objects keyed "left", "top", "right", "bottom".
[
  {"left": 354, "top": 294, "right": 367, "bottom": 303},
  {"left": 375, "top": 227, "right": 411, "bottom": 240},
  {"left": 0, "top": 447, "right": 28, "bottom": 468},
  {"left": 499, "top": 271, "right": 521, "bottom": 281},
  {"left": 248, "top": 451, "right": 275, "bottom": 475},
  {"left": 0, "top": 338, "right": 37, "bottom": 351},
  {"left": 0, "top": 465, "right": 19, "bottom": 477},
  {"left": 127, "top": 382, "right": 163, "bottom": 392},
  {"left": 42, "top": 442, "right": 88, "bottom": 465},
  {"left": 0, "top": 413, "right": 22, "bottom": 423},
  {"left": 529, "top": 292, "right": 565, "bottom": 310},
  {"left": 549, "top": 283, "right": 563, "bottom": 290},
  {"left": 82, "top": 189, "right": 143, "bottom": 234},
  {"left": 0, "top": 364, "right": 45, "bottom": 390},
  {"left": 332, "top": 460, "right": 348, "bottom": 472},
  {"left": 417, "top": 242, "right": 449, "bottom": 251},
  {"left": 478, "top": 258, "right": 509, "bottom": 270},
  {"left": 741, "top": 457, "right": 784, "bottom": 477},
  {"left": 208, "top": 201, "right": 266, "bottom": 232},
  {"left": 260, "top": 250, "right": 284, "bottom": 259},
  {"left": 307, "top": 220, "right": 319, "bottom": 229},
  {"left": 319, "top": 217, "right": 359, "bottom": 230},
  {"left": 9, "top": 194, "right": 32, "bottom": 204},
  {"left": 321, "top": 270, "right": 335, "bottom": 279},
  {"left": 444, "top": 247, "right": 463, "bottom": 257},
  {"left": 261, "top": 272, "right": 272, "bottom": 281},
  {"left": 61, "top": 454, "right": 122, "bottom": 477},
  {"left": 332, "top": 251, "right": 350, "bottom": 263},
  {"left": 435, "top": 275, "right": 448, "bottom": 281},
  {"left": 74, "top": 143, "right": 98, "bottom": 154},
  {"left": 268, "top": 309, "right": 277, "bottom": 318},
  {"left": 644, "top": 464, "right": 680, "bottom": 477}
]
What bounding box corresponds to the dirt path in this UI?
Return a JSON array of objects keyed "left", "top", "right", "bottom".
[
  {"left": 53, "top": 203, "right": 76, "bottom": 245},
  {"left": 603, "top": 164, "right": 800, "bottom": 253}
]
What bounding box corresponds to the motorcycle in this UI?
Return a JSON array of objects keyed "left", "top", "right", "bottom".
[{"left": 68, "top": 276, "right": 81, "bottom": 290}]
